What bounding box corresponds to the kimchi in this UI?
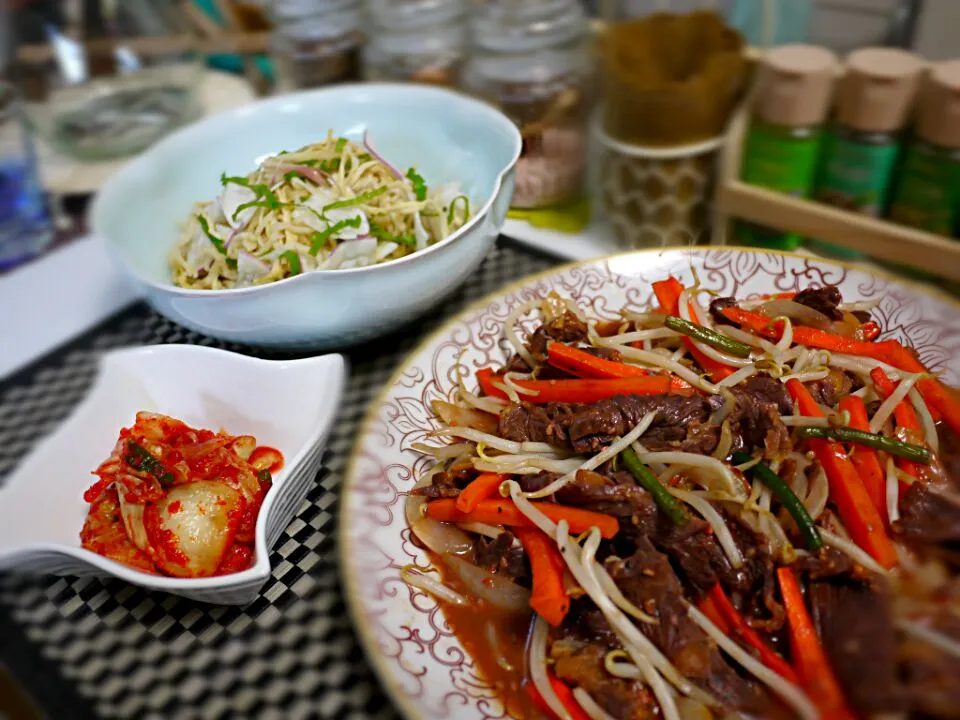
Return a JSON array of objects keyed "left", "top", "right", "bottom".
[{"left": 81, "top": 412, "right": 282, "bottom": 578}]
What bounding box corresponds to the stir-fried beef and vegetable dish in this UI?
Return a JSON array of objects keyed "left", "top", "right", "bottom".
[{"left": 403, "top": 276, "right": 960, "bottom": 720}]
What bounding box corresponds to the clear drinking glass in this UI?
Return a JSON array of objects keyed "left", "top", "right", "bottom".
[
  {"left": 0, "top": 83, "right": 53, "bottom": 270},
  {"left": 18, "top": 1, "right": 202, "bottom": 161}
]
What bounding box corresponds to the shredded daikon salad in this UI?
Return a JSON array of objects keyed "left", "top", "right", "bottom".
[{"left": 170, "top": 130, "right": 472, "bottom": 289}]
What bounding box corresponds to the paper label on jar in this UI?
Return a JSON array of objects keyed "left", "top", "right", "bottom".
[
  {"left": 741, "top": 124, "right": 821, "bottom": 196},
  {"left": 890, "top": 143, "right": 960, "bottom": 236},
  {"left": 814, "top": 132, "right": 900, "bottom": 216}
]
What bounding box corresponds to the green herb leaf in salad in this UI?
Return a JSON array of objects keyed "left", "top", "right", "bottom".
[
  {"left": 323, "top": 186, "right": 388, "bottom": 213},
  {"left": 279, "top": 250, "right": 302, "bottom": 275},
  {"left": 369, "top": 221, "right": 415, "bottom": 248},
  {"left": 447, "top": 195, "right": 470, "bottom": 224},
  {"left": 196, "top": 215, "right": 227, "bottom": 255},
  {"left": 309, "top": 217, "right": 363, "bottom": 255},
  {"left": 406, "top": 168, "right": 428, "bottom": 201}
]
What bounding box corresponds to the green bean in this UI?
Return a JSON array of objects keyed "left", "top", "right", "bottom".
[
  {"left": 664, "top": 316, "right": 753, "bottom": 358},
  {"left": 732, "top": 452, "right": 823, "bottom": 551},
  {"left": 796, "top": 426, "right": 930, "bottom": 464},
  {"left": 621, "top": 448, "right": 689, "bottom": 527}
]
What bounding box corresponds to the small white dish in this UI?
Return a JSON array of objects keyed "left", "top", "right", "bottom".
[{"left": 0, "top": 344, "right": 346, "bottom": 605}]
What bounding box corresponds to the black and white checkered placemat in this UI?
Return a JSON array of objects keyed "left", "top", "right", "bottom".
[{"left": 0, "top": 241, "right": 559, "bottom": 719}]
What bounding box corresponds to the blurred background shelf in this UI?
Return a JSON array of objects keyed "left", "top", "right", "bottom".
[{"left": 715, "top": 180, "right": 960, "bottom": 280}]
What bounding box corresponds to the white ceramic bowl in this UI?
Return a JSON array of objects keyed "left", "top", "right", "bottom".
[
  {"left": 0, "top": 345, "right": 346, "bottom": 605},
  {"left": 91, "top": 84, "right": 522, "bottom": 349}
]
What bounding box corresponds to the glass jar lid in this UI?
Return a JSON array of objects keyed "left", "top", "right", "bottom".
[
  {"left": 367, "top": 0, "right": 466, "bottom": 31},
  {"left": 470, "top": 0, "right": 586, "bottom": 53},
  {"left": 271, "top": 0, "right": 360, "bottom": 40},
  {"left": 271, "top": 0, "right": 356, "bottom": 22}
]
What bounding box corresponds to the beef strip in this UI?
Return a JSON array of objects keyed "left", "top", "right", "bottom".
[
  {"left": 551, "top": 639, "right": 657, "bottom": 720},
  {"left": 807, "top": 368, "right": 856, "bottom": 406},
  {"left": 525, "top": 311, "right": 590, "bottom": 365},
  {"left": 557, "top": 596, "right": 621, "bottom": 647},
  {"left": 794, "top": 285, "right": 844, "bottom": 321},
  {"left": 472, "top": 532, "right": 529, "bottom": 581},
  {"left": 567, "top": 394, "right": 721, "bottom": 455},
  {"left": 499, "top": 402, "right": 577, "bottom": 448},
  {"left": 809, "top": 578, "right": 905, "bottom": 715},
  {"left": 409, "top": 463, "right": 476, "bottom": 499},
  {"left": 582, "top": 345, "right": 623, "bottom": 362},
  {"left": 728, "top": 376, "right": 792, "bottom": 456},
  {"left": 709, "top": 296, "right": 738, "bottom": 326},
  {"left": 606, "top": 539, "right": 770, "bottom": 713},
  {"left": 500, "top": 376, "right": 791, "bottom": 459},
  {"left": 519, "top": 470, "right": 652, "bottom": 519},
  {"left": 792, "top": 546, "right": 856, "bottom": 580},
  {"left": 895, "top": 483, "right": 960, "bottom": 546},
  {"left": 937, "top": 421, "right": 960, "bottom": 490}
]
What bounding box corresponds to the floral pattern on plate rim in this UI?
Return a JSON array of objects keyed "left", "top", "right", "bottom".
[{"left": 341, "top": 248, "right": 960, "bottom": 720}]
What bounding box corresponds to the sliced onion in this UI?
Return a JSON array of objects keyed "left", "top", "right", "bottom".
[
  {"left": 321, "top": 237, "right": 377, "bottom": 270},
  {"left": 278, "top": 163, "right": 328, "bottom": 185},
  {"left": 431, "top": 400, "right": 498, "bottom": 434},
  {"left": 441, "top": 555, "right": 531, "bottom": 612},
  {"left": 362, "top": 129, "right": 403, "bottom": 180},
  {"left": 760, "top": 299, "right": 833, "bottom": 330},
  {"left": 401, "top": 566, "right": 468, "bottom": 606},
  {"left": 405, "top": 470, "right": 474, "bottom": 556}
]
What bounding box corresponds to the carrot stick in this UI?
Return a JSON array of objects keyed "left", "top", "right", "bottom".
[
  {"left": 882, "top": 343, "right": 959, "bottom": 434},
  {"left": 547, "top": 343, "right": 649, "bottom": 379},
  {"left": 707, "top": 584, "right": 800, "bottom": 685},
  {"left": 786, "top": 379, "right": 897, "bottom": 569},
  {"left": 721, "top": 306, "right": 899, "bottom": 362},
  {"left": 476, "top": 368, "right": 678, "bottom": 404},
  {"left": 455, "top": 473, "right": 508, "bottom": 513},
  {"left": 653, "top": 277, "right": 735, "bottom": 382},
  {"left": 652, "top": 277, "right": 684, "bottom": 315},
  {"left": 426, "top": 498, "right": 619, "bottom": 539},
  {"left": 515, "top": 528, "right": 570, "bottom": 627},
  {"left": 838, "top": 395, "right": 888, "bottom": 524},
  {"left": 871, "top": 367, "right": 924, "bottom": 480},
  {"left": 697, "top": 593, "right": 730, "bottom": 633},
  {"left": 778, "top": 568, "right": 855, "bottom": 718},
  {"left": 524, "top": 674, "right": 591, "bottom": 720},
  {"left": 859, "top": 321, "right": 881, "bottom": 342}
]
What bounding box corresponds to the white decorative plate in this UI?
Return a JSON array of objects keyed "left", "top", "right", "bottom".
[{"left": 340, "top": 247, "right": 960, "bottom": 719}]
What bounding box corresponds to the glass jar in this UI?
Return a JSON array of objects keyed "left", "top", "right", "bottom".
[
  {"left": 270, "top": 0, "right": 363, "bottom": 93},
  {"left": 17, "top": 1, "right": 202, "bottom": 160},
  {"left": 462, "top": 0, "right": 591, "bottom": 209},
  {"left": 363, "top": 0, "right": 467, "bottom": 86}
]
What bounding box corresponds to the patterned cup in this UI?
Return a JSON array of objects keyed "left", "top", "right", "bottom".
[{"left": 595, "top": 119, "right": 724, "bottom": 249}]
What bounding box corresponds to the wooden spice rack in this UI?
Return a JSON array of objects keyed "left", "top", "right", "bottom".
[{"left": 713, "top": 103, "right": 960, "bottom": 282}]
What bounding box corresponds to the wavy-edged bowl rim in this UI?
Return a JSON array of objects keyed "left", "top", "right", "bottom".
[
  {"left": 338, "top": 245, "right": 960, "bottom": 719},
  {"left": 91, "top": 82, "right": 522, "bottom": 297},
  {"left": 0, "top": 344, "right": 346, "bottom": 593}
]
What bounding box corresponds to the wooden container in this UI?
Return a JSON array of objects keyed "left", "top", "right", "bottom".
[{"left": 713, "top": 100, "right": 960, "bottom": 282}]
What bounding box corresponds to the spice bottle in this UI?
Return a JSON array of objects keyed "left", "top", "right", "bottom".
[
  {"left": 269, "top": 0, "right": 363, "bottom": 93},
  {"left": 735, "top": 44, "right": 838, "bottom": 250},
  {"left": 889, "top": 60, "right": 960, "bottom": 237},
  {"left": 363, "top": 0, "right": 467, "bottom": 86},
  {"left": 810, "top": 48, "right": 923, "bottom": 258},
  {"left": 462, "top": 0, "right": 591, "bottom": 209}
]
